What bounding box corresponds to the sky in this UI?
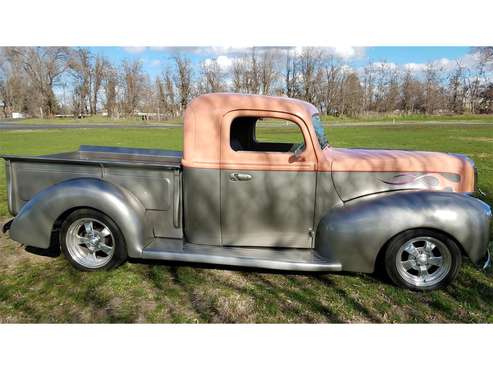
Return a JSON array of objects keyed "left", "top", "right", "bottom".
[{"left": 86, "top": 46, "right": 475, "bottom": 78}]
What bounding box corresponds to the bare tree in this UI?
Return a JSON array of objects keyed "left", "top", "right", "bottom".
[
  {"left": 259, "top": 50, "right": 278, "bottom": 95},
  {"left": 298, "top": 47, "right": 322, "bottom": 102},
  {"left": 173, "top": 55, "right": 193, "bottom": 113},
  {"left": 6, "top": 47, "right": 69, "bottom": 117},
  {"left": 424, "top": 62, "right": 445, "bottom": 114},
  {"left": 247, "top": 48, "right": 261, "bottom": 94},
  {"left": 163, "top": 68, "right": 177, "bottom": 117},
  {"left": 68, "top": 48, "right": 92, "bottom": 116},
  {"left": 2, "top": 46, "right": 493, "bottom": 120},
  {"left": 361, "top": 62, "right": 375, "bottom": 113},
  {"left": 400, "top": 69, "right": 424, "bottom": 113},
  {"left": 231, "top": 57, "right": 246, "bottom": 93},
  {"left": 198, "top": 58, "right": 224, "bottom": 93},
  {"left": 283, "top": 48, "right": 298, "bottom": 98},
  {"left": 91, "top": 56, "right": 107, "bottom": 115},
  {"left": 121, "top": 60, "right": 144, "bottom": 116},
  {"left": 479, "top": 83, "right": 493, "bottom": 113},
  {"left": 103, "top": 64, "right": 119, "bottom": 119},
  {"left": 339, "top": 71, "right": 363, "bottom": 116},
  {"left": 0, "top": 50, "right": 29, "bottom": 117},
  {"left": 447, "top": 62, "right": 465, "bottom": 113}
]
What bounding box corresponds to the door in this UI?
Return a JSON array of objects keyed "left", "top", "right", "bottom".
[{"left": 220, "top": 111, "right": 318, "bottom": 248}]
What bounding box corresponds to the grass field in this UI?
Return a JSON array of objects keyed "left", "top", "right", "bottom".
[
  {"left": 0, "top": 124, "right": 492, "bottom": 323},
  {"left": 320, "top": 113, "right": 493, "bottom": 123},
  {"left": 11, "top": 115, "right": 183, "bottom": 125},
  {"left": 7, "top": 113, "right": 493, "bottom": 125}
]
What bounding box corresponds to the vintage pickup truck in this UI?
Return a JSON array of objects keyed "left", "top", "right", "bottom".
[{"left": 2, "top": 93, "right": 491, "bottom": 290}]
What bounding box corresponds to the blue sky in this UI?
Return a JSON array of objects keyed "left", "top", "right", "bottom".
[{"left": 86, "top": 46, "right": 475, "bottom": 78}]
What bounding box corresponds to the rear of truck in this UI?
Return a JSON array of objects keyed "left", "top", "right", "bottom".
[{"left": 2, "top": 145, "right": 184, "bottom": 243}]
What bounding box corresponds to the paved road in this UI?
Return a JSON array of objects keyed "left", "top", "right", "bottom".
[
  {"left": 1, "top": 121, "right": 492, "bottom": 130},
  {"left": 0, "top": 122, "right": 181, "bottom": 130}
]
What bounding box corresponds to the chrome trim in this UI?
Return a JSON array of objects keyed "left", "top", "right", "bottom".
[
  {"left": 66, "top": 217, "right": 115, "bottom": 268},
  {"left": 229, "top": 173, "right": 253, "bottom": 181},
  {"left": 0, "top": 154, "right": 180, "bottom": 170},
  {"left": 477, "top": 187, "right": 486, "bottom": 197},
  {"left": 5, "top": 160, "right": 15, "bottom": 215},
  {"left": 482, "top": 250, "right": 491, "bottom": 270},
  {"left": 143, "top": 239, "right": 342, "bottom": 272},
  {"left": 396, "top": 236, "right": 452, "bottom": 288},
  {"left": 173, "top": 170, "right": 181, "bottom": 228}
]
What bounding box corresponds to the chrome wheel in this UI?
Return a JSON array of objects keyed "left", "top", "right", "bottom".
[
  {"left": 396, "top": 236, "right": 452, "bottom": 288},
  {"left": 65, "top": 217, "right": 115, "bottom": 269}
]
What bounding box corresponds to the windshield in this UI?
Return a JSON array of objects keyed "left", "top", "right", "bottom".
[{"left": 311, "top": 114, "right": 329, "bottom": 149}]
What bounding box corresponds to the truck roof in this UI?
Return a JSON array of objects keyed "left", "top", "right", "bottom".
[
  {"left": 183, "top": 93, "right": 319, "bottom": 168},
  {"left": 185, "top": 93, "right": 318, "bottom": 119}
]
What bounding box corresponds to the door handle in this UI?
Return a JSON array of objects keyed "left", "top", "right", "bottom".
[{"left": 229, "top": 173, "right": 252, "bottom": 181}]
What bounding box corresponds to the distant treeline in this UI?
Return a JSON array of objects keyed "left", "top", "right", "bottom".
[{"left": 1, "top": 47, "right": 492, "bottom": 120}]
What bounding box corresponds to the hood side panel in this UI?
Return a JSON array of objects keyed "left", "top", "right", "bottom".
[
  {"left": 325, "top": 147, "right": 475, "bottom": 196},
  {"left": 332, "top": 171, "right": 462, "bottom": 201}
]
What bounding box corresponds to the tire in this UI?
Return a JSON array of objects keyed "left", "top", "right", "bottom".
[
  {"left": 384, "top": 229, "right": 462, "bottom": 291},
  {"left": 60, "top": 209, "right": 127, "bottom": 271}
]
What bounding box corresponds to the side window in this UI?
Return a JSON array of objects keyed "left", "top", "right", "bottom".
[{"left": 230, "top": 116, "right": 305, "bottom": 153}]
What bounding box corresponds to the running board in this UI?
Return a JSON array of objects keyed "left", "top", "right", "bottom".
[{"left": 141, "top": 238, "right": 341, "bottom": 272}]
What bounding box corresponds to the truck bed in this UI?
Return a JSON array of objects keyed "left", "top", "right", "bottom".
[
  {"left": 2, "top": 145, "right": 183, "bottom": 169},
  {"left": 2, "top": 145, "right": 184, "bottom": 240}
]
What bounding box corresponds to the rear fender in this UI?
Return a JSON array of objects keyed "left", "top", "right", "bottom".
[
  {"left": 8, "top": 178, "right": 150, "bottom": 258},
  {"left": 315, "top": 191, "right": 491, "bottom": 273}
]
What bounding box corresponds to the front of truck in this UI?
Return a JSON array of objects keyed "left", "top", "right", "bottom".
[{"left": 309, "top": 113, "right": 491, "bottom": 271}]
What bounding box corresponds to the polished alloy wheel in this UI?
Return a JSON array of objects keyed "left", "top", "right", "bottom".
[
  {"left": 65, "top": 217, "right": 115, "bottom": 269},
  {"left": 395, "top": 236, "right": 452, "bottom": 288}
]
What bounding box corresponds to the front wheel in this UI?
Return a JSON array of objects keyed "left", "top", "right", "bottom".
[
  {"left": 384, "top": 229, "right": 462, "bottom": 291},
  {"left": 60, "top": 209, "right": 127, "bottom": 271}
]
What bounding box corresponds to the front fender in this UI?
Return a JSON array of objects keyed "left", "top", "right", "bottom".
[
  {"left": 9, "top": 178, "right": 150, "bottom": 258},
  {"left": 315, "top": 191, "right": 491, "bottom": 273}
]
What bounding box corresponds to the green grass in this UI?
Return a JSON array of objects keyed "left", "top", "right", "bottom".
[
  {"left": 12, "top": 115, "right": 183, "bottom": 125},
  {"left": 7, "top": 113, "right": 493, "bottom": 125},
  {"left": 320, "top": 113, "right": 493, "bottom": 123},
  {"left": 0, "top": 124, "right": 492, "bottom": 323}
]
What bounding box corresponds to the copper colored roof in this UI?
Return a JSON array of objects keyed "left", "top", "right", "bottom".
[
  {"left": 185, "top": 93, "right": 318, "bottom": 119},
  {"left": 182, "top": 93, "right": 319, "bottom": 168}
]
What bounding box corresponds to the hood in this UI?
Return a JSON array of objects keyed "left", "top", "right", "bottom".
[{"left": 324, "top": 147, "right": 475, "bottom": 201}]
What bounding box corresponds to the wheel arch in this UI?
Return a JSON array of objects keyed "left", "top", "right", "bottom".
[
  {"left": 8, "top": 178, "right": 151, "bottom": 258},
  {"left": 315, "top": 191, "right": 491, "bottom": 273}
]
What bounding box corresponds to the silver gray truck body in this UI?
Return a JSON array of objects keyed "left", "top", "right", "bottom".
[{"left": 2, "top": 144, "right": 491, "bottom": 273}]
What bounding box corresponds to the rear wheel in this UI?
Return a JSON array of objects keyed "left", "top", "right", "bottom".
[
  {"left": 384, "top": 229, "right": 462, "bottom": 291},
  {"left": 60, "top": 209, "right": 127, "bottom": 271}
]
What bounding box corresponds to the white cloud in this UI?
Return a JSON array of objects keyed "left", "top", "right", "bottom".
[
  {"left": 149, "top": 59, "right": 161, "bottom": 67},
  {"left": 340, "top": 64, "right": 354, "bottom": 73},
  {"left": 294, "top": 46, "right": 304, "bottom": 56},
  {"left": 332, "top": 46, "right": 366, "bottom": 59},
  {"left": 437, "top": 57, "right": 453, "bottom": 70},
  {"left": 404, "top": 58, "right": 456, "bottom": 72},
  {"left": 204, "top": 55, "right": 233, "bottom": 70},
  {"left": 123, "top": 46, "right": 147, "bottom": 54},
  {"left": 372, "top": 61, "right": 397, "bottom": 70},
  {"left": 404, "top": 62, "right": 426, "bottom": 71},
  {"left": 291, "top": 46, "right": 366, "bottom": 59},
  {"left": 216, "top": 55, "right": 233, "bottom": 69},
  {"left": 457, "top": 51, "right": 481, "bottom": 68}
]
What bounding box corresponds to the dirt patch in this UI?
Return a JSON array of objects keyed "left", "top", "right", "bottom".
[
  {"left": 0, "top": 220, "right": 57, "bottom": 269},
  {"left": 456, "top": 136, "right": 493, "bottom": 143}
]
